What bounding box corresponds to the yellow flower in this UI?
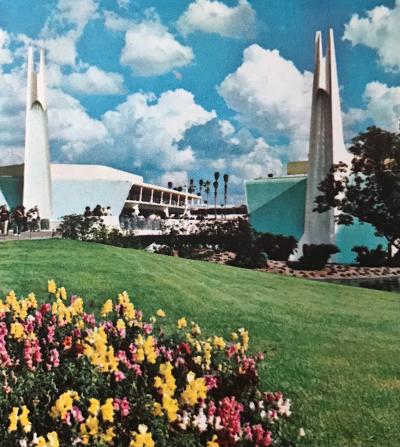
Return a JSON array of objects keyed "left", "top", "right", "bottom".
[
  {"left": 101, "top": 398, "right": 114, "bottom": 423},
  {"left": 7, "top": 406, "right": 31, "bottom": 433},
  {"left": 10, "top": 322, "right": 25, "bottom": 340},
  {"left": 156, "top": 309, "right": 166, "bottom": 318},
  {"left": 153, "top": 402, "right": 163, "bottom": 417},
  {"left": 19, "top": 405, "right": 31, "bottom": 433},
  {"left": 50, "top": 391, "right": 79, "bottom": 420},
  {"left": 88, "top": 398, "right": 100, "bottom": 416},
  {"left": 130, "top": 424, "right": 155, "bottom": 447},
  {"left": 162, "top": 395, "right": 179, "bottom": 422},
  {"left": 102, "top": 426, "right": 116, "bottom": 443},
  {"left": 239, "top": 328, "right": 249, "bottom": 351},
  {"left": 48, "top": 280, "right": 57, "bottom": 294},
  {"left": 213, "top": 336, "right": 226, "bottom": 349},
  {"left": 58, "top": 287, "right": 67, "bottom": 300},
  {"left": 207, "top": 435, "right": 219, "bottom": 447},
  {"left": 36, "top": 437, "right": 47, "bottom": 447},
  {"left": 101, "top": 299, "right": 113, "bottom": 317},
  {"left": 86, "top": 415, "right": 99, "bottom": 436},
  {"left": 181, "top": 372, "right": 207, "bottom": 406},
  {"left": 8, "top": 407, "right": 19, "bottom": 432},
  {"left": 47, "top": 432, "right": 60, "bottom": 447},
  {"left": 177, "top": 317, "right": 187, "bottom": 329},
  {"left": 230, "top": 332, "right": 238, "bottom": 340}
]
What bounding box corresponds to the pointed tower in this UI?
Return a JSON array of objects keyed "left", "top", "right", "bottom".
[
  {"left": 23, "top": 47, "right": 52, "bottom": 219},
  {"left": 298, "top": 29, "right": 347, "bottom": 251}
]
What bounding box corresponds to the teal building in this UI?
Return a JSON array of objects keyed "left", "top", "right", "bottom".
[{"left": 245, "top": 173, "right": 384, "bottom": 264}]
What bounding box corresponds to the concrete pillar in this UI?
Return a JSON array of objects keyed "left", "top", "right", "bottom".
[
  {"left": 139, "top": 186, "right": 143, "bottom": 202},
  {"left": 160, "top": 191, "right": 164, "bottom": 204},
  {"left": 169, "top": 193, "right": 172, "bottom": 205},
  {"left": 150, "top": 189, "right": 154, "bottom": 203}
]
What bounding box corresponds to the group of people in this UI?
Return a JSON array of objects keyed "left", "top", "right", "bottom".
[
  {"left": 83, "top": 205, "right": 113, "bottom": 218},
  {"left": 0, "top": 205, "right": 40, "bottom": 236}
]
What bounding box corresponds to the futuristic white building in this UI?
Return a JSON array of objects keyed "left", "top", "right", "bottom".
[
  {"left": 0, "top": 48, "right": 200, "bottom": 225},
  {"left": 245, "top": 30, "right": 383, "bottom": 263}
]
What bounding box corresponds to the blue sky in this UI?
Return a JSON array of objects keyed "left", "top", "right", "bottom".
[{"left": 0, "top": 0, "right": 399, "bottom": 202}]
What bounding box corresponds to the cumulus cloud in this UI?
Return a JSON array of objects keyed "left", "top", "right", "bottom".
[
  {"left": 159, "top": 171, "right": 189, "bottom": 188},
  {"left": 344, "top": 81, "right": 400, "bottom": 136},
  {"left": 97, "top": 89, "right": 216, "bottom": 170},
  {"left": 120, "top": 18, "right": 194, "bottom": 76},
  {"left": 0, "top": 29, "right": 13, "bottom": 65},
  {"left": 343, "top": 1, "right": 400, "bottom": 71},
  {"left": 63, "top": 66, "right": 125, "bottom": 95},
  {"left": 218, "top": 44, "right": 313, "bottom": 160},
  {"left": 177, "top": 0, "right": 256, "bottom": 39}
]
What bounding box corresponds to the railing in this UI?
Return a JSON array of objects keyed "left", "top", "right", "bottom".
[{"left": 119, "top": 217, "right": 163, "bottom": 231}]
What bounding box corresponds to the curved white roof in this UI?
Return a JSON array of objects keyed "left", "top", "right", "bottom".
[{"left": 50, "top": 164, "right": 143, "bottom": 185}]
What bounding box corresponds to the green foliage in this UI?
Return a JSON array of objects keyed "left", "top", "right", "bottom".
[
  {"left": 58, "top": 214, "right": 105, "bottom": 241},
  {"left": 315, "top": 126, "right": 400, "bottom": 255},
  {"left": 352, "top": 245, "right": 387, "bottom": 267},
  {"left": 290, "top": 244, "right": 339, "bottom": 270}
]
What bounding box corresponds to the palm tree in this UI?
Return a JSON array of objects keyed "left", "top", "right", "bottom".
[
  {"left": 213, "top": 180, "right": 219, "bottom": 219},
  {"left": 189, "top": 178, "right": 195, "bottom": 194},
  {"left": 199, "top": 179, "right": 204, "bottom": 196},
  {"left": 223, "top": 174, "right": 229, "bottom": 212},
  {"left": 213, "top": 172, "right": 220, "bottom": 219},
  {"left": 204, "top": 180, "right": 211, "bottom": 209}
]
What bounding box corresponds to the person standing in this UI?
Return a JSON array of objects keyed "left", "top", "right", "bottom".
[
  {"left": 12, "top": 206, "right": 24, "bottom": 236},
  {"left": 30, "top": 206, "right": 40, "bottom": 231},
  {"left": 0, "top": 205, "right": 10, "bottom": 236}
]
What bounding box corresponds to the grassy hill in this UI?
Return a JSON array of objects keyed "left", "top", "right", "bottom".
[{"left": 0, "top": 239, "right": 399, "bottom": 446}]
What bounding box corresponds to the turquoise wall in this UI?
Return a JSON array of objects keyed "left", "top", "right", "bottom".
[
  {"left": 245, "top": 175, "right": 384, "bottom": 264},
  {"left": 0, "top": 177, "right": 23, "bottom": 208},
  {"left": 245, "top": 176, "right": 307, "bottom": 239},
  {"left": 52, "top": 179, "right": 132, "bottom": 219}
]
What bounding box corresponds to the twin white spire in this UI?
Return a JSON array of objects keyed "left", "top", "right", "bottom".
[
  {"left": 298, "top": 29, "right": 347, "bottom": 251},
  {"left": 23, "top": 47, "right": 52, "bottom": 220}
]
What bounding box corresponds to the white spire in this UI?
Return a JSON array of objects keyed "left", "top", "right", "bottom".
[
  {"left": 23, "top": 47, "right": 52, "bottom": 219},
  {"left": 298, "top": 29, "right": 347, "bottom": 251}
]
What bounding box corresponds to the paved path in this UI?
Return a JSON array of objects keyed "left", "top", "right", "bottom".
[{"left": 0, "top": 231, "right": 60, "bottom": 242}]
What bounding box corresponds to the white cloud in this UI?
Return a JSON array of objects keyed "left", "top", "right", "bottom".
[
  {"left": 232, "top": 138, "right": 283, "bottom": 179},
  {"left": 159, "top": 171, "right": 188, "bottom": 188},
  {"left": 116, "top": 0, "right": 130, "bottom": 9},
  {"left": 218, "top": 44, "right": 312, "bottom": 160},
  {"left": 177, "top": 0, "right": 256, "bottom": 39},
  {"left": 63, "top": 66, "right": 125, "bottom": 95},
  {"left": 0, "top": 29, "right": 13, "bottom": 65},
  {"left": 45, "top": 34, "right": 77, "bottom": 66},
  {"left": 104, "top": 10, "right": 132, "bottom": 32},
  {"left": 99, "top": 89, "right": 216, "bottom": 170},
  {"left": 120, "top": 18, "right": 194, "bottom": 76},
  {"left": 47, "top": 88, "right": 107, "bottom": 145},
  {"left": 343, "top": 1, "right": 400, "bottom": 71},
  {"left": 345, "top": 81, "right": 400, "bottom": 134}
]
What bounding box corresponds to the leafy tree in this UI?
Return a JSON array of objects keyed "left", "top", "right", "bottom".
[{"left": 314, "top": 126, "right": 400, "bottom": 258}]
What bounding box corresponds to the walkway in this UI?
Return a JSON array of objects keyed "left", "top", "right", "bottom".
[{"left": 0, "top": 231, "right": 59, "bottom": 242}]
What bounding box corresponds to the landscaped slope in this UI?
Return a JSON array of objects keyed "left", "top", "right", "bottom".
[{"left": 0, "top": 239, "right": 399, "bottom": 446}]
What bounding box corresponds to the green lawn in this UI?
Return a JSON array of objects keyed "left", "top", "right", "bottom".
[{"left": 0, "top": 239, "right": 399, "bottom": 446}]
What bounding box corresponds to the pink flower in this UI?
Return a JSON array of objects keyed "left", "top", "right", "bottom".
[
  {"left": 50, "top": 348, "right": 60, "bottom": 368},
  {"left": 205, "top": 375, "right": 218, "bottom": 391},
  {"left": 71, "top": 406, "right": 84, "bottom": 423},
  {"left": 143, "top": 323, "right": 153, "bottom": 334},
  {"left": 114, "top": 371, "right": 126, "bottom": 382},
  {"left": 217, "top": 396, "right": 243, "bottom": 442}
]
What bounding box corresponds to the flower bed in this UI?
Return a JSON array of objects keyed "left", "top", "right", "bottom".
[{"left": 0, "top": 282, "right": 299, "bottom": 446}]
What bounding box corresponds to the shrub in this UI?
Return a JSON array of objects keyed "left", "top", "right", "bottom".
[
  {"left": 290, "top": 244, "right": 339, "bottom": 270},
  {"left": 352, "top": 245, "right": 387, "bottom": 267},
  {"left": 58, "top": 214, "right": 105, "bottom": 241},
  {"left": 0, "top": 282, "right": 300, "bottom": 446},
  {"left": 257, "top": 234, "right": 298, "bottom": 261}
]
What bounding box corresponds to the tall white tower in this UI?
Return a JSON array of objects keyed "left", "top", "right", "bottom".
[
  {"left": 23, "top": 47, "right": 52, "bottom": 219},
  {"left": 298, "top": 29, "right": 347, "bottom": 251}
]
